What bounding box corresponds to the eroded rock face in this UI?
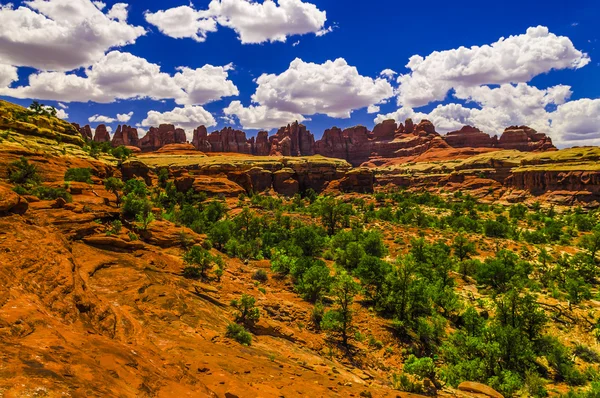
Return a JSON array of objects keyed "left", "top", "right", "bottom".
[
  {"left": 111, "top": 125, "right": 139, "bottom": 148},
  {"left": 255, "top": 131, "right": 270, "bottom": 156},
  {"left": 498, "top": 126, "right": 556, "bottom": 152},
  {"left": 139, "top": 124, "right": 187, "bottom": 152},
  {"left": 192, "top": 126, "right": 210, "bottom": 152},
  {"left": 93, "top": 124, "right": 110, "bottom": 142},
  {"left": 444, "top": 126, "right": 498, "bottom": 148},
  {"left": 313, "top": 119, "right": 446, "bottom": 166},
  {"left": 72, "top": 123, "right": 93, "bottom": 141},
  {"left": 270, "top": 121, "right": 315, "bottom": 156}
]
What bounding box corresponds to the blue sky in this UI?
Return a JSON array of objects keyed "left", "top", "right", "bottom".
[{"left": 0, "top": 0, "right": 598, "bottom": 146}]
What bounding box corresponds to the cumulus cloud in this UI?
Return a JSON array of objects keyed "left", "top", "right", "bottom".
[
  {"left": 380, "top": 69, "right": 397, "bottom": 79},
  {"left": 367, "top": 105, "right": 380, "bottom": 114},
  {"left": 0, "top": 64, "right": 18, "bottom": 87},
  {"left": 550, "top": 99, "right": 600, "bottom": 146},
  {"left": 396, "top": 26, "right": 590, "bottom": 107},
  {"left": 145, "top": 0, "right": 329, "bottom": 44},
  {"left": 224, "top": 100, "right": 305, "bottom": 130},
  {"left": 0, "top": 51, "right": 238, "bottom": 105},
  {"left": 141, "top": 106, "right": 217, "bottom": 139},
  {"left": 43, "top": 105, "right": 68, "bottom": 119},
  {"left": 0, "top": 0, "right": 145, "bottom": 71},
  {"left": 144, "top": 5, "right": 217, "bottom": 42},
  {"left": 376, "top": 83, "right": 600, "bottom": 147},
  {"left": 251, "top": 58, "right": 394, "bottom": 118},
  {"left": 377, "top": 83, "right": 569, "bottom": 134},
  {"left": 88, "top": 111, "right": 134, "bottom": 123},
  {"left": 117, "top": 111, "right": 134, "bottom": 122},
  {"left": 89, "top": 114, "right": 115, "bottom": 123}
]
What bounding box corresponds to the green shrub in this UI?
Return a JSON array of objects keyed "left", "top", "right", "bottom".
[
  {"left": 226, "top": 323, "right": 252, "bottom": 346},
  {"left": 64, "top": 168, "right": 92, "bottom": 183},
  {"left": 231, "top": 294, "right": 260, "bottom": 326},
  {"left": 32, "top": 186, "right": 72, "bottom": 202},
  {"left": 252, "top": 269, "right": 268, "bottom": 283},
  {"left": 8, "top": 157, "right": 41, "bottom": 187}
]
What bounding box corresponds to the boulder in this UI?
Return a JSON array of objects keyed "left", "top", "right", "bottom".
[
  {"left": 458, "top": 382, "right": 503, "bottom": 398},
  {"left": 0, "top": 184, "right": 28, "bottom": 215}
]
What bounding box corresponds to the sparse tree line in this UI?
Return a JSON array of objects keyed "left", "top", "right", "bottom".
[{"left": 7, "top": 156, "right": 600, "bottom": 397}]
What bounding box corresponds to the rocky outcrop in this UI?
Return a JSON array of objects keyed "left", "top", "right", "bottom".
[
  {"left": 0, "top": 184, "right": 28, "bottom": 215},
  {"left": 111, "top": 125, "right": 139, "bottom": 148},
  {"left": 498, "top": 126, "right": 556, "bottom": 152},
  {"left": 192, "top": 126, "right": 210, "bottom": 152},
  {"left": 444, "top": 126, "right": 498, "bottom": 148},
  {"left": 255, "top": 131, "right": 270, "bottom": 156},
  {"left": 506, "top": 170, "right": 600, "bottom": 197},
  {"left": 270, "top": 121, "right": 315, "bottom": 156},
  {"left": 93, "top": 124, "right": 110, "bottom": 142},
  {"left": 458, "top": 382, "right": 503, "bottom": 398},
  {"left": 139, "top": 124, "right": 187, "bottom": 152},
  {"left": 314, "top": 119, "right": 447, "bottom": 166},
  {"left": 207, "top": 127, "right": 253, "bottom": 154},
  {"left": 72, "top": 123, "right": 93, "bottom": 141},
  {"left": 314, "top": 126, "right": 371, "bottom": 165}
]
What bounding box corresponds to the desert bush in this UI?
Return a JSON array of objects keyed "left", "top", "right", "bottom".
[{"left": 226, "top": 323, "right": 252, "bottom": 346}]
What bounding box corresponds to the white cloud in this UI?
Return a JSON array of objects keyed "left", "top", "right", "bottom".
[
  {"left": 380, "top": 69, "right": 397, "bottom": 79},
  {"left": 57, "top": 102, "right": 68, "bottom": 109},
  {"left": 42, "top": 105, "right": 68, "bottom": 119},
  {"left": 367, "top": 105, "right": 380, "bottom": 114},
  {"left": 106, "top": 125, "right": 113, "bottom": 134},
  {"left": 106, "top": 3, "right": 128, "bottom": 22},
  {"left": 0, "top": 0, "right": 145, "bottom": 71},
  {"left": 251, "top": 58, "right": 394, "bottom": 118},
  {"left": 88, "top": 114, "right": 116, "bottom": 123},
  {"left": 396, "top": 26, "right": 590, "bottom": 107},
  {"left": 550, "top": 99, "right": 600, "bottom": 146},
  {"left": 0, "top": 64, "right": 18, "bottom": 87},
  {"left": 173, "top": 63, "right": 239, "bottom": 105},
  {"left": 117, "top": 111, "right": 134, "bottom": 122},
  {"left": 92, "top": 1, "right": 106, "bottom": 11},
  {"left": 224, "top": 100, "right": 305, "bottom": 130},
  {"left": 88, "top": 111, "right": 134, "bottom": 124},
  {"left": 145, "top": 0, "right": 329, "bottom": 44},
  {"left": 141, "top": 106, "right": 217, "bottom": 139},
  {"left": 144, "top": 5, "right": 217, "bottom": 42},
  {"left": 375, "top": 83, "right": 600, "bottom": 147},
  {"left": 0, "top": 51, "right": 238, "bottom": 105}
]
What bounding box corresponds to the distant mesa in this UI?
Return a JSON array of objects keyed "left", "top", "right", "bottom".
[{"left": 72, "top": 117, "right": 556, "bottom": 165}]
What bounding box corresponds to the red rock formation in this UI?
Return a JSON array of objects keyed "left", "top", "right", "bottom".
[
  {"left": 372, "top": 119, "right": 397, "bottom": 140},
  {"left": 139, "top": 124, "right": 187, "bottom": 152},
  {"left": 444, "top": 126, "right": 498, "bottom": 148},
  {"left": 314, "top": 126, "right": 371, "bottom": 165},
  {"left": 498, "top": 126, "right": 556, "bottom": 152},
  {"left": 270, "top": 121, "right": 315, "bottom": 156},
  {"left": 72, "top": 123, "right": 93, "bottom": 141},
  {"left": 93, "top": 125, "right": 110, "bottom": 142},
  {"left": 111, "top": 125, "right": 139, "bottom": 148},
  {"left": 192, "top": 126, "right": 210, "bottom": 152},
  {"left": 192, "top": 126, "right": 253, "bottom": 154},
  {"left": 255, "top": 131, "right": 270, "bottom": 156}
]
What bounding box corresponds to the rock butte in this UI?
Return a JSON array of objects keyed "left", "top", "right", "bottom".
[{"left": 75, "top": 119, "right": 556, "bottom": 166}]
